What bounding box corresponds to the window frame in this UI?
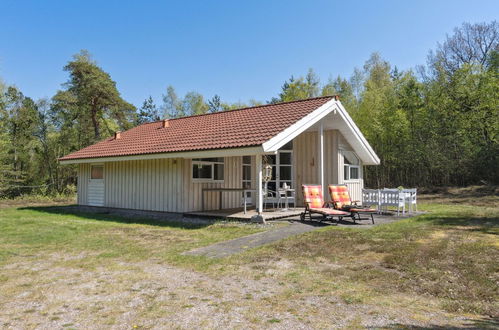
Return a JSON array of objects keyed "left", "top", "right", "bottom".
[
  {"left": 342, "top": 151, "right": 361, "bottom": 182},
  {"left": 242, "top": 156, "right": 252, "bottom": 189},
  {"left": 344, "top": 164, "right": 360, "bottom": 181},
  {"left": 191, "top": 158, "right": 225, "bottom": 183},
  {"left": 263, "top": 145, "right": 294, "bottom": 196},
  {"left": 90, "top": 164, "right": 104, "bottom": 181},
  {"left": 242, "top": 156, "right": 253, "bottom": 202}
]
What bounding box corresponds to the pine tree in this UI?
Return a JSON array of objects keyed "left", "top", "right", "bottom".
[
  {"left": 137, "top": 96, "right": 160, "bottom": 124},
  {"left": 51, "top": 50, "right": 136, "bottom": 146}
]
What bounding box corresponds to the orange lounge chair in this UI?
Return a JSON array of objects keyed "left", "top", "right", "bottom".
[
  {"left": 300, "top": 185, "right": 349, "bottom": 222},
  {"left": 328, "top": 184, "right": 376, "bottom": 224}
]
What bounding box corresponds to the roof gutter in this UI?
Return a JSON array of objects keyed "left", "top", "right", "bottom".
[{"left": 59, "top": 146, "right": 268, "bottom": 164}]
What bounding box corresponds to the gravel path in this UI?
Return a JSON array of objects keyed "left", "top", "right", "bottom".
[
  {"left": 183, "top": 212, "right": 421, "bottom": 258},
  {"left": 183, "top": 222, "right": 324, "bottom": 258}
]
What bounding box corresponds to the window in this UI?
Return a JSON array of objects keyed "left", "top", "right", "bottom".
[
  {"left": 343, "top": 151, "right": 360, "bottom": 181},
  {"left": 261, "top": 143, "right": 293, "bottom": 194},
  {"left": 280, "top": 141, "right": 293, "bottom": 150},
  {"left": 192, "top": 158, "right": 224, "bottom": 181},
  {"left": 90, "top": 165, "right": 104, "bottom": 180},
  {"left": 242, "top": 156, "right": 253, "bottom": 202},
  {"left": 242, "top": 156, "right": 252, "bottom": 189}
]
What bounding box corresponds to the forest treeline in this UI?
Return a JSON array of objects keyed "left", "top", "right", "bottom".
[{"left": 0, "top": 21, "right": 497, "bottom": 197}]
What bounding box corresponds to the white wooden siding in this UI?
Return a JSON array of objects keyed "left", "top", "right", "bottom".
[
  {"left": 293, "top": 129, "right": 363, "bottom": 206},
  {"left": 102, "top": 158, "right": 184, "bottom": 212},
  {"left": 78, "top": 157, "right": 243, "bottom": 213},
  {"left": 294, "top": 130, "right": 342, "bottom": 206},
  {"left": 294, "top": 131, "right": 318, "bottom": 206},
  {"left": 342, "top": 178, "right": 363, "bottom": 202},
  {"left": 324, "top": 130, "right": 340, "bottom": 189},
  {"left": 77, "top": 163, "right": 90, "bottom": 205}
]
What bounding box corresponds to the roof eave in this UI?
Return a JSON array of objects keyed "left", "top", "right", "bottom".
[
  {"left": 58, "top": 145, "right": 267, "bottom": 164},
  {"left": 334, "top": 101, "right": 380, "bottom": 165}
]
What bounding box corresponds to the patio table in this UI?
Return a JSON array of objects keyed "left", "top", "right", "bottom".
[{"left": 201, "top": 187, "right": 257, "bottom": 214}]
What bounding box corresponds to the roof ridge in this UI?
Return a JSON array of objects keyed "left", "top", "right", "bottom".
[{"left": 151, "top": 95, "right": 336, "bottom": 123}]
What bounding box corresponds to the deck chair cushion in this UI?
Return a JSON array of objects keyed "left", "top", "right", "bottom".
[
  {"left": 340, "top": 204, "right": 376, "bottom": 212},
  {"left": 328, "top": 185, "right": 352, "bottom": 209},
  {"left": 302, "top": 185, "right": 324, "bottom": 209},
  {"left": 348, "top": 207, "right": 377, "bottom": 213},
  {"left": 310, "top": 207, "right": 349, "bottom": 216}
]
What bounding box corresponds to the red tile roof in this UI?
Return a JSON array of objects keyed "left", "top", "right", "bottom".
[{"left": 59, "top": 96, "right": 334, "bottom": 161}]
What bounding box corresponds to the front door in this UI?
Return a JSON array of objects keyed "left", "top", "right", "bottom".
[{"left": 88, "top": 164, "right": 105, "bottom": 206}]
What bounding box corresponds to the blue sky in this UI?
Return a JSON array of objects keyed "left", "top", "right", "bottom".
[{"left": 0, "top": 0, "right": 497, "bottom": 107}]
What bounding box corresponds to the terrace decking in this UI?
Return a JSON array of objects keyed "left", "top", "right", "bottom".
[
  {"left": 185, "top": 207, "right": 424, "bottom": 224},
  {"left": 184, "top": 207, "right": 304, "bottom": 220}
]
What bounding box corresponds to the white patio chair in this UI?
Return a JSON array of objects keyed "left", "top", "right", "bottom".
[
  {"left": 380, "top": 189, "right": 405, "bottom": 215},
  {"left": 403, "top": 188, "right": 417, "bottom": 213},
  {"left": 277, "top": 188, "right": 296, "bottom": 210},
  {"left": 262, "top": 183, "right": 276, "bottom": 211}
]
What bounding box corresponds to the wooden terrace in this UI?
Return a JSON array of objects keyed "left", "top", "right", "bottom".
[{"left": 185, "top": 207, "right": 304, "bottom": 220}]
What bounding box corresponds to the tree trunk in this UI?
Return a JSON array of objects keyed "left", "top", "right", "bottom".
[{"left": 91, "top": 103, "right": 100, "bottom": 140}]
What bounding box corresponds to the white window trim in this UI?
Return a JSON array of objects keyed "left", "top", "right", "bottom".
[
  {"left": 242, "top": 158, "right": 252, "bottom": 188},
  {"left": 264, "top": 148, "right": 295, "bottom": 201},
  {"left": 89, "top": 163, "right": 104, "bottom": 181},
  {"left": 191, "top": 159, "right": 225, "bottom": 183},
  {"left": 344, "top": 164, "right": 360, "bottom": 182},
  {"left": 242, "top": 156, "right": 253, "bottom": 203},
  {"left": 341, "top": 150, "right": 361, "bottom": 182}
]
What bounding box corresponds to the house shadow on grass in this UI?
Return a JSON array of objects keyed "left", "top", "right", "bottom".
[
  {"left": 19, "top": 205, "right": 216, "bottom": 230},
  {"left": 380, "top": 316, "right": 499, "bottom": 329}
]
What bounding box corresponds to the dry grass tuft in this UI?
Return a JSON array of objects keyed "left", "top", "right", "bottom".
[{"left": 228, "top": 203, "right": 498, "bottom": 316}]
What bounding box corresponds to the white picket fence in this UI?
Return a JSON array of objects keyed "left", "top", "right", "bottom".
[{"left": 362, "top": 188, "right": 417, "bottom": 215}]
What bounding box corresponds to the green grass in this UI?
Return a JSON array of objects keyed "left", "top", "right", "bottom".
[
  {"left": 0, "top": 198, "right": 497, "bottom": 326},
  {"left": 0, "top": 206, "right": 267, "bottom": 271}
]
